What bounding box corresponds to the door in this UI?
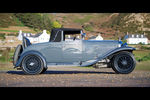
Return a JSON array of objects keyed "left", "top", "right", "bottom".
[
  {"left": 42, "top": 42, "right": 63, "bottom": 63},
  {"left": 62, "top": 40, "right": 83, "bottom": 62}
]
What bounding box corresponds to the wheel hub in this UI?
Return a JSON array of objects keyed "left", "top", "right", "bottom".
[
  {"left": 121, "top": 60, "right": 127, "bottom": 66},
  {"left": 25, "top": 56, "right": 41, "bottom": 71},
  {"left": 29, "top": 62, "right": 35, "bottom": 66}
]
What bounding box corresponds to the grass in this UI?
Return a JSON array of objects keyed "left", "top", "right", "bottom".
[
  {"left": 0, "top": 29, "right": 33, "bottom": 33},
  {"left": 0, "top": 67, "right": 16, "bottom": 71},
  {"left": 73, "top": 15, "right": 93, "bottom": 25},
  {"left": 135, "top": 60, "right": 150, "bottom": 71},
  {"left": 133, "top": 50, "right": 150, "bottom": 61},
  {"left": 83, "top": 25, "right": 93, "bottom": 32},
  {"left": 14, "top": 17, "right": 25, "bottom": 27},
  {"left": 0, "top": 62, "right": 17, "bottom": 71},
  {"left": 0, "top": 48, "right": 14, "bottom": 63},
  {"left": 133, "top": 50, "right": 150, "bottom": 71}
]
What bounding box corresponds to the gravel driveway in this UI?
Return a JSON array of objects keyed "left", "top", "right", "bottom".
[{"left": 0, "top": 66, "right": 150, "bottom": 87}]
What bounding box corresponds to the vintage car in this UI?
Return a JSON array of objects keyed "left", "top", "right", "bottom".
[{"left": 13, "top": 28, "right": 136, "bottom": 75}]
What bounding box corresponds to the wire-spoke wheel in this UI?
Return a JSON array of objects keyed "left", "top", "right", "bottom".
[
  {"left": 13, "top": 44, "right": 23, "bottom": 66},
  {"left": 40, "top": 67, "right": 48, "bottom": 74},
  {"left": 22, "top": 54, "right": 44, "bottom": 75},
  {"left": 112, "top": 51, "right": 136, "bottom": 74}
]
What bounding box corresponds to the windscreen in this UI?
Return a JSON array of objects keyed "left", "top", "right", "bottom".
[{"left": 63, "top": 31, "right": 81, "bottom": 41}]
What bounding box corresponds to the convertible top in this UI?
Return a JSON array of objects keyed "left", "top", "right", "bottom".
[{"left": 50, "top": 28, "right": 82, "bottom": 42}]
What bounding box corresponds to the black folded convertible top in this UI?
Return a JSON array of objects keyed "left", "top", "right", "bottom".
[{"left": 50, "top": 28, "right": 82, "bottom": 42}]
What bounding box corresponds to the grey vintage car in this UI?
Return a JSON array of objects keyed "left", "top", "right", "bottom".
[{"left": 13, "top": 28, "right": 136, "bottom": 75}]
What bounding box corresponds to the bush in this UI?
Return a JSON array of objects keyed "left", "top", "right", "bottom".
[
  {"left": 0, "top": 33, "right": 5, "bottom": 39},
  {"left": 136, "top": 53, "right": 150, "bottom": 62},
  {"left": 14, "top": 13, "right": 52, "bottom": 31},
  {"left": 7, "top": 33, "right": 18, "bottom": 36},
  {"left": 141, "top": 53, "right": 150, "bottom": 61},
  {"left": 140, "top": 46, "right": 150, "bottom": 50},
  {"left": 0, "top": 13, "right": 20, "bottom": 27},
  {"left": 51, "top": 21, "right": 62, "bottom": 28}
]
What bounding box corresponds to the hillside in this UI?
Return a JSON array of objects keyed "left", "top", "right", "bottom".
[
  {"left": 49, "top": 13, "right": 115, "bottom": 39},
  {"left": 1, "top": 13, "right": 150, "bottom": 40},
  {"left": 0, "top": 13, "right": 52, "bottom": 35},
  {"left": 49, "top": 13, "right": 150, "bottom": 39},
  {"left": 0, "top": 13, "right": 23, "bottom": 27},
  {"left": 101, "top": 13, "right": 150, "bottom": 39},
  {"left": 0, "top": 13, "right": 37, "bottom": 34}
]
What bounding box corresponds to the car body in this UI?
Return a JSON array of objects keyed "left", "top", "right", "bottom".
[{"left": 13, "top": 28, "right": 136, "bottom": 75}]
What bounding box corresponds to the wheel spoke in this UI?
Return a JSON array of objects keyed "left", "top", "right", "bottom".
[
  {"left": 24, "top": 55, "right": 41, "bottom": 73},
  {"left": 117, "top": 55, "right": 133, "bottom": 70}
]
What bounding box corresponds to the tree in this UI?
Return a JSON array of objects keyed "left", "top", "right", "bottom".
[{"left": 14, "top": 13, "right": 52, "bottom": 31}]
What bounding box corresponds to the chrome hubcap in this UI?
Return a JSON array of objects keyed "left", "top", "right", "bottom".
[
  {"left": 121, "top": 60, "right": 127, "bottom": 66},
  {"left": 24, "top": 55, "right": 41, "bottom": 72},
  {"left": 29, "top": 62, "right": 35, "bottom": 66}
]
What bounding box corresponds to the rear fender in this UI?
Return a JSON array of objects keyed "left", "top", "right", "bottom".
[{"left": 15, "top": 50, "right": 47, "bottom": 69}]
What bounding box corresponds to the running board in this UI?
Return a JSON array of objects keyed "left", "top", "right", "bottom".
[
  {"left": 47, "top": 62, "right": 80, "bottom": 67},
  {"left": 80, "top": 59, "right": 98, "bottom": 67},
  {"left": 46, "top": 59, "right": 98, "bottom": 67}
]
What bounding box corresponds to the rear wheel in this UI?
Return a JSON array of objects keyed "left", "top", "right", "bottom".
[
  {"left": 22, "top": 54, "right": 44, "bottom": 75},
  {"left": 40, "top": 67, "right": 48, "bottom": 74},
  {"left": 112, "top": 51, "right": 136, "bottom": 74}
]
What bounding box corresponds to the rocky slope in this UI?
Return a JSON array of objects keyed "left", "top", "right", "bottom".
[{"left": 50, "top": 13, "right": 150, "bottom": 39}]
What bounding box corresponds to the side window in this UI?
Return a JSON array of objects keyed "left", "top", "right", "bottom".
[
  {"left": 64, "top": 34, "right": 81, "bottom": 41},
  {"left": 50, "top": 31, "right": 62, "bottom": 42},
  {"left": 54, "top": 31, "right": 61, "bottom": 42}
]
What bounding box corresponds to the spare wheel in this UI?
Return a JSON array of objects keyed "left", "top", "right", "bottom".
[{"left": 13, "top": 44, "right": 23, "bottom": 66}]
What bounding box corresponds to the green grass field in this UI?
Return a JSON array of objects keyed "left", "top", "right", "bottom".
[
  {"left": 0, "top": 63, "right": 17, "bottom": 71},
  {"left": 133, "top": 50, "right": 150, "bottom": 59},
  {"left": 135, "top": 60, "right": 150, "bottom": 71},
  {"left": 0, "top": 29, "right": 34, "bottom": 33},
  {"left": 133, "top": 50, "right": 150, "bottom": 71}
]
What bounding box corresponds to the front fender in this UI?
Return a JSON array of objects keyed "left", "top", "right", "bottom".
[
  {"left": 81, "top": 46, "right": 135, "bottom": 67},
  {"left": 15, "top": 50, "right": 47, "bottom": 68},
  {"left": 98, "top": 46, "right": 136, "bottom": 60}
]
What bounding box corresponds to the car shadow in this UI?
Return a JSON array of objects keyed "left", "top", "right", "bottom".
[
  {"left": 44, "top": 70, "right": 115, "bottom": 74},
  {"left": 6, "top": 70, "right": 115, "bottom": 75}
]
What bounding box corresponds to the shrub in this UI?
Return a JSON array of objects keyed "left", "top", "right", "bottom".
[
  {"left": 0, "top": 33, "right": 5, "bottom": 39},
  {"left": 136, "top": 53, "right": 150, "bottom": 62},
  {"left": 140, "top": 46, "right": 150, "bottom": 50},
  {"left": 141, "top": 53, "right": 150, "bottom": 61},
  {"left": 51, "top": 21, "right": 62, "bottom": 28},
  {"left": 14, "top": 13, "right": 52, "bottom": 31}
]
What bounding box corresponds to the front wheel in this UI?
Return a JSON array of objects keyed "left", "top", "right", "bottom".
[
  {"left": 112, "top": 51, "right": 136, "bottom": 74},
  {"left": 22, "top": 54, "right": 44, "bottom": 75}
]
